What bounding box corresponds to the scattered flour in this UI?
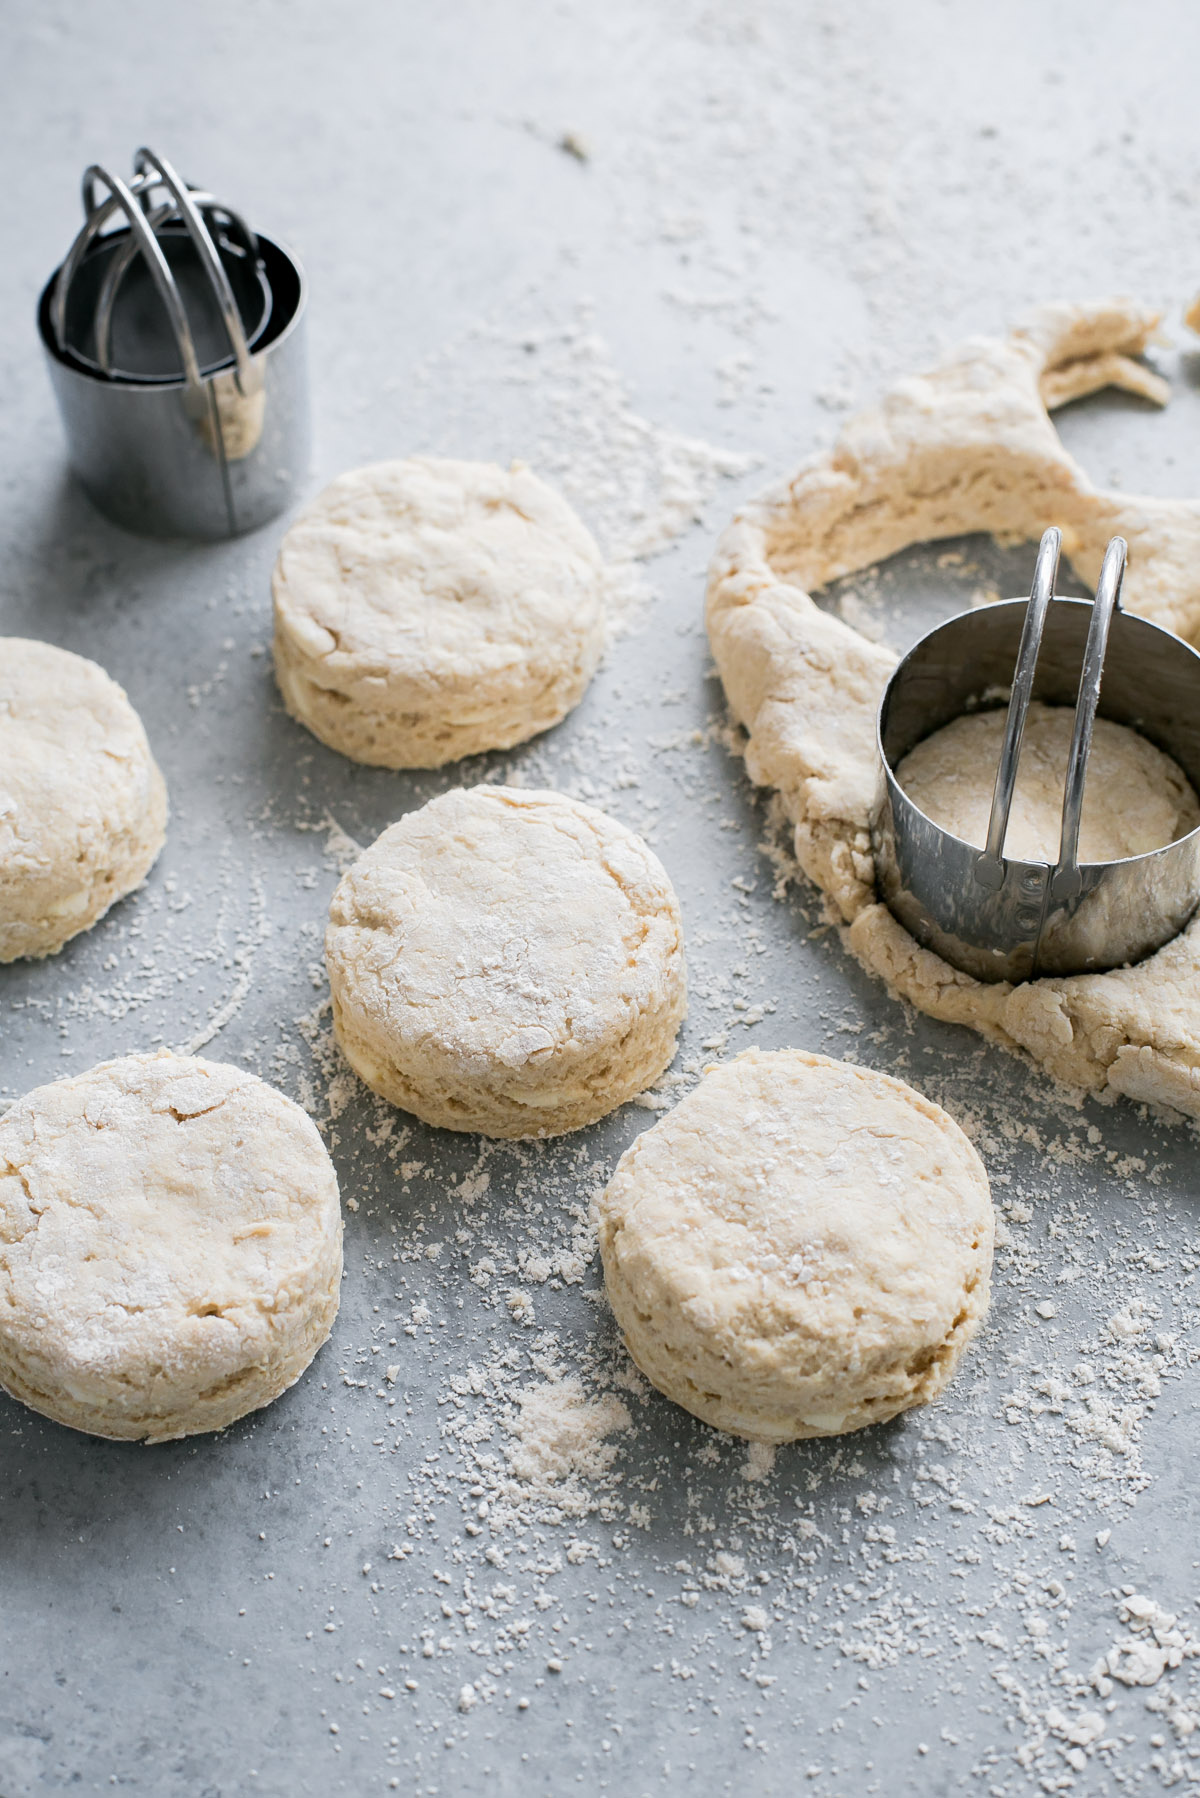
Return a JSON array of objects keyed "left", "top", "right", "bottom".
[
  {"left": 407, "top": 304, "right": 756, "bottom": 636},
  {"left": 7, "top": 16, "right": 1200, "bottom": 1783}
]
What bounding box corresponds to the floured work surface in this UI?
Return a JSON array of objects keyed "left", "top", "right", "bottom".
[
  {"left": 7, "top": 10, "right": 1200, "bottom": 1798},
  {"left": 8, "top": 503, "right": 1200, "bottom": 1798}
]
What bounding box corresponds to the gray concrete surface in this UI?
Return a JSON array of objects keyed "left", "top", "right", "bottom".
[{"left": 4, "top": 4, "right": 1200, "bottom": 1794}]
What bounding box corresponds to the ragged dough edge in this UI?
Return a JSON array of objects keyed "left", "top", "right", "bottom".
[{"left": 707, "top": 298, "right": 1200, "bottom": 1120}]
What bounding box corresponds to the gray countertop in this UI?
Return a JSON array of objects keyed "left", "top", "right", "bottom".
[{"left": 5, "top": 5, "right": 1200, "bottom": 1794}]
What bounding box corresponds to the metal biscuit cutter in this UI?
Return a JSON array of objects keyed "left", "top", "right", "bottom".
[
  {"left": 37, "top": 147, "right": 309, "bottom": 539},
  {"left": 873, "top": 529, "right": 1200, "bottom": 982}
]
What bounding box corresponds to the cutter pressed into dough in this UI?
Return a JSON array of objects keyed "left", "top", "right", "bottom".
[
  {"left": 707, "top": 298, "right": 1200, "bottom": 1118},
  {"left": 874, "top": 529, "right": 1200, "bottom": 983}
]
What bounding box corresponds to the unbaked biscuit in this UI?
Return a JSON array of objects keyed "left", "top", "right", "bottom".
[
  {"left": 325, "top": 785, "right": 686, "bottom": 1137},
  {"left": 0, "top": 638, "right": 167, "bottom": 962},
  {"left": 599, "top": 1049, "right": 993, "bottom": 1442},
  {"left": 272, "top": 457, "right": 606, "bottom": 768},
  {"left": 0, "top": 1053, "right": 342, "bottom": 1443}
]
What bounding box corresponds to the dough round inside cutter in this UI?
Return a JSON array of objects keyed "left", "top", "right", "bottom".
[{"left": 896, "top": 703, "right": 1200, "bottom": 864}]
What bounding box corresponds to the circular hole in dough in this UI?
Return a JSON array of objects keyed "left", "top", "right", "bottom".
[
  {"left": 598, "top": 1048, "right": 994, "bottom": 1442},
  {"left": 896, "top": 703, "right": 1200, "bottom": 863},
  {"left": 0, "top": 638, "right": 168, "bottom": 962},
  {"left": 325, "top": 785, "right": 687, "bottom": 1138},
  {"left": 0, "top": 1052, "right": 343, "bottom": 1443},
  {"left": 272, "top": 456, "right": 607, "bottom": 768}
]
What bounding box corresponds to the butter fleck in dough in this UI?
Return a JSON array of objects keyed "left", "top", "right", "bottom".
[
  {"left": 326, "top": 785, "right": 687, "bottom": 1139},
  {"left": 599, "top": 1049, "right": 994, "bottom": 1443}
]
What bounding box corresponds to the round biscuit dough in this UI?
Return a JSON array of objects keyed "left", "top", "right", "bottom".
[
  {"left": 0, "top": 638, "right": 168, "bottom": 962},
  {"left": 0, "top": 1053, "right": 343, "bottom": 1443},
  {"left": 598, "top": 1049, "right": 994, "bottom": 1442},
  {"left": 272, "top": 457, "right": 607, "bottom": 768},
  {"left": 325, "top": 785, "right": 687, "bottom": 1138},
  {"left": 897, "top": 702, "right": 1200, "bottom": 863}
]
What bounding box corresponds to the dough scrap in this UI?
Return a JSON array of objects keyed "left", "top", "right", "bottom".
[
  {"left": 706, "top": 298, "right": 1200, "bottom": 1118},
  {"left": 273, "top": 457, "right": 606, "bottom": 768},
  {"left": 0, "top": 638, "right": 167, "bottom": 962},
  {"left": 0, "top": 1053, "right": 342, "bottom": 1443},
  {"left": 598, "top": 1048, "right": 994, "bottom": 1442},
  {"left": 896, "top": 704, "right": 1199, "bottom": 864},
  {"left": 326, "top": 785, "right": 687, "bottom": 1138}
]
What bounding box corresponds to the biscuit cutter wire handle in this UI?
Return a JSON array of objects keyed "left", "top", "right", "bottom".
[
  {"left": 51, "top": 147, "right": 258, "bottom": 394},
  {"left": 38, "top": 144, "right": 310, "bottom": 540},
  {"left": 1051, "top": 535, "right": 1127, "bottom": 902},
  {"left": 976, "top": 527, "right": 1062, "bottom": 890},
  {"left": 126, "top": 148, "right": 257, "bottom": 397},
  {"left": 976, "top": 528, "right": 1127, "bottom": 911}
]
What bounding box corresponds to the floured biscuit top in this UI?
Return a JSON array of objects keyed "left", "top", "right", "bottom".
[
  {"left": 0, "top": 637, "right": 167, "bottom": 962},
  {"left": 272, "top": 457, "right": 607, "bottom": 769},
  {"left": 326, "top": 785, "right": 687, "bottom": 1137},
  {"left": 0, "top": 1053, "right": 342, "bottom": 1442},
  {"left": 275, "top": 456, "right": 603, "bottom": 679},
  {"left": 329, "top": 786, "right": 675, "bottom": 1066},
  {"left": 897, "top": 703, "right": 1200, "bottom": 863},
  {"left": 600, "top": 1049, "right": 993, "bottom": 1442}
]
